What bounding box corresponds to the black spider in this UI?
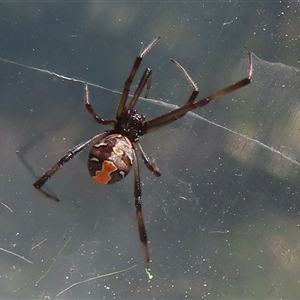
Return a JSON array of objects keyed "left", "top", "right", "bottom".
[{"left": 34, "top": 36, "right": 253, "bottom": 278}]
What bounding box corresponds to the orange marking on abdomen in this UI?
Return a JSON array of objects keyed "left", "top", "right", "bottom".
[
  {"left": 93, "top": 161, "right": 117, "bottom": 185},
  {"left": 113, "top": 147, "right": 123, "bottom": 155}
]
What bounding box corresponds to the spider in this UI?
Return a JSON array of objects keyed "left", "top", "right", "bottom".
[{"left": 34, "top": 36, "right": 253, "bottom": 278}]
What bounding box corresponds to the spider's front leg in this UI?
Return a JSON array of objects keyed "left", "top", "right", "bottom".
[
  {"left": 84, "top": 83, "right": 116, "bottom": 126},
  {"left": 143, "top": 48, "right": 253, "bottom": 134},
  {"left": 116, "top": 36, "right": 160, "bottom": 119}
]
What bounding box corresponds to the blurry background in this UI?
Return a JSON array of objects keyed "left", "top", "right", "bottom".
[{"left": 0, "top": 2, "right": 299, "bottom": 298}]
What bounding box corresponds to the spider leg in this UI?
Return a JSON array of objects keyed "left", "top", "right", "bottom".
[
  {"left": 116, "top": 36, "right": 160, "bottom": 119},
  {"left": 132, "top": 146, "right": 152, "bottom": 278},
  {"left": 143, "top": 48, "right": 253, "bottom": 134},
  {"left": 84, "top": 83, "right": 116, "bottom": 126},
  {"left": 170, "top": 58, "right": 199, "bottom": 105},
  {"left": 34, "top": 131, "right": 110, "bottom": 202},
  {"left": 144, "top": 71, "right": 152, "bottom": 99},
  {"left": 134, "top": 140, "right": 161, "bottom": 177},
  {"left": 128, "top": 68, "right": 152, "bottom": 110}
]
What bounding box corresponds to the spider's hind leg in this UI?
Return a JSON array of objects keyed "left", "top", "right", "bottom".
[
  {"left": 132, "top": 146, "right": 153, "bottom": 278},
  {"left": 134, "top": 141, "right": 161, "bottom": 177},
  {"left": 33, "top": 132, "right": 110, "bottom": 202},
  {"left": 16, "top": 133, "right": 60, "bottom": 201}
]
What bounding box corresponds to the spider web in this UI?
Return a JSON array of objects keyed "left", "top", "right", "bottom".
[{"left": 1, "top": 47, "right": 300, "bottom": 299}]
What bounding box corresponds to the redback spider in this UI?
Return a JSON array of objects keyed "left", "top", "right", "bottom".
[{"left": 34, "top": 36, "right": 253, "bottom": 278}]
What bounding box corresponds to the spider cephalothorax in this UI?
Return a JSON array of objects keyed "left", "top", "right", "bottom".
[{"left": 116, "top": 107, "right": 146, "bottom": 141}]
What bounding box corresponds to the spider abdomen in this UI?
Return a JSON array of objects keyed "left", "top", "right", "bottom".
[{"left": 88, "top": 133, "right": 133, "bottom": 185}]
